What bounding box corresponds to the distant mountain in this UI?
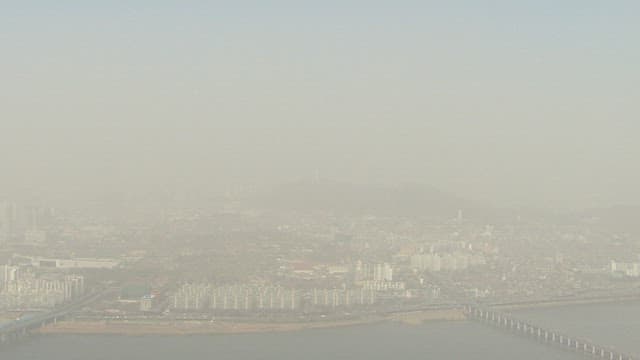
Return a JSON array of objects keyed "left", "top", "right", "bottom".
[{"left": 245, "top": 181, "right": 473, "bottom": 217}]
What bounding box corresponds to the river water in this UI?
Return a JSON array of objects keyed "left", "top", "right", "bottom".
[{"left": 3, "top": 301, "right": 639, "bottom": 360}]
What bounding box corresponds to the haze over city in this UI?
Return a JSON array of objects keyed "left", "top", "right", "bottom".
[
  {"left": 2, "top": 1, "right": 639, "bottom": 209},
  {"left": 1, "top": 2, "right": 640, "bottom": 360}
]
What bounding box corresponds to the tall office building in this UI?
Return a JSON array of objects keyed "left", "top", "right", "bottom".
[
  {"left": 0, "top": 202, "right": 52, "bottom": 244},
  {"left": 373, "top": 263, "right": 393, "bottom": 282},
  {"left": 0, "top": 202, "right": 18, "bottom": 244},
  {"left": 3, "top": 265, "right": 19, "bottom": 291}
]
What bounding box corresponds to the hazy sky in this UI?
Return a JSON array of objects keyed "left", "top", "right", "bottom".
[{"left": 1, "top": 1, "right": 639, "bottom": 208}]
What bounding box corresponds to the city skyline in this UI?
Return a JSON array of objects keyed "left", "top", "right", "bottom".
[{"left": 1, "top": 3, "right": 640, "bottom": 358}]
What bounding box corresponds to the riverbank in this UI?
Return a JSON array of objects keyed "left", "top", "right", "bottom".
[
  {"left": 489, "top": 294, "right": 640, "bottom": 312},
  {"left": 31, "top": 295, "right": 640, "bottom": 336},
  {"left": 34, "top": 308, "right": 466, "bottom": 336}
]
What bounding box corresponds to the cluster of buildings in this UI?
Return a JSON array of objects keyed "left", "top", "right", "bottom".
[
  {"left": 311, "top": 288, "right": 377, "bottom": 308},
  {"left": 611, "top": 260, "right": 640, "bottom": 277},
  {"left": 410, "top": 252, "right": 485, "bottom": 272},
  {"left": 359, "top": 280, "right": 406, "bottom": 292},
  {"left": 172, "top": 284, "right": 300, "bottom": 312},
  {"left": 171, "top": 283, "right": 380, "bottom": 313},
  {"left": 355, "top": 262, "right": 394, "bottom": 281},
  {"left": 353, "top": 262, "right": 406, "bottom": 290},
  {"left": 140, "top": 294, "right": 156, "bottom": 312},
  {"left": 0, "top": 202, "right": 54, "bottom": 245},
  {"left": 11, "top": 254, "right": 120, "bottom": 270},
  {"left": 0, "top": 265, "right": 85, "bottom": 309}
]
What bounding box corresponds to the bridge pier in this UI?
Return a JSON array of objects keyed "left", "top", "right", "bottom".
[{"left": 466, "top": 306, "right": 637, "bottom": 360}]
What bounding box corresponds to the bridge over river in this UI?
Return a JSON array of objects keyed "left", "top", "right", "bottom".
[
  {"left": 466, "top": 306, "right": 636, "bottom": 360},
  {"left": 0, "top": 288, "right": 114, "bottom": 346}
]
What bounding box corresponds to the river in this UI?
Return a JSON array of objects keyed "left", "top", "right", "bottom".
[{"left": 3, "top": 301, "right": 640, "bottom": 360}]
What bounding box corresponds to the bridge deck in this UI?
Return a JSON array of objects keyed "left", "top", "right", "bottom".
[{"left": 466, "top": 306, "right": 636, "bottom": 360}]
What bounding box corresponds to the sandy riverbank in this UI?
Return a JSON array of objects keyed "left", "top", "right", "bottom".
[
  {"left": 34, "top": 309, "right": 466, "bottom": 336},
  {"left": 33, "top": 296, "right": 640, "bottom": 336}
]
